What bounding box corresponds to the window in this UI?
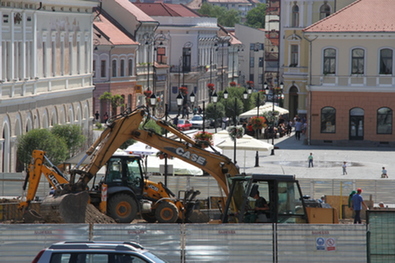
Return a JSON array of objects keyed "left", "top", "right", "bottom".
[
  {"left": 291, "top": 4, "right": 299, "bottom": 27},
  {"left": 112, "top": 59, "right": 117, "bottom": 77},
  {"left": 380, "top": 49, "right": 392, "bottom": 75},
  {"left": 259, "top": 57, "right": 264, "bottom": 67},
  {"left": 120, "top": 59, "right": 125, "bottom": 77},
  {"left": 128, "top": 59, "right": 133, "bottom": 76},
  {"left": 182, "top": 47, "right": 191, "bottom": 72},
  {"left": 250, "top": 56, "right": 254, "bottom": 68},
  {"left": 321, "top": 107, "right": 336, "bottom": 133},
  {"left": 290, "top": 45, "right": 298, "bottom": 67},
  {"left": 351, "top": 48, "right": 364, "bottom": 74},
  {"left": 377, "top": 107, "right": 392, "bottom": 134},
  {"left": 320, "top": 4, "right": 331, "bottom": 19},
  {"left": 101, "top": 60, "right": 106, "bottom": 77},
  {"left": 156, "top": 47, "right": 166, "bottom": 64},
  {"left": 323, "top": 48, "right": 336, "bottom": 74}
]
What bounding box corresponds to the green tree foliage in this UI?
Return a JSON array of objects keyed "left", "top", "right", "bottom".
[
  {"left": 198, "top": 3, "right": 241, "bottom": 27},
  {"left": 51, "top": 124, "right": 86, "bottom": 157},
  {"left": 245, "top": 3, "right": 266, "bottom": 28},
  {"left": 17, "top": 129, "right": 68, "bottom": 168},
  {"left": 205, "top": 103, "right": 225, "bottom": 121},
  {"left": 99, "top": 92, "right": 124, "bottom": 117}
]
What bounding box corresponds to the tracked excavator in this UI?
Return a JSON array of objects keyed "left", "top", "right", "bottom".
[{"left": 18, "top": 106, "right": 338, "bottom": 224}]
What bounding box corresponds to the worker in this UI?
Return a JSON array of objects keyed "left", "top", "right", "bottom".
[{"left": 253, "top": 191, "right": 269, "bottom": 222}]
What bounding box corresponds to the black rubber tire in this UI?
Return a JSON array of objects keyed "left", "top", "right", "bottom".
[
  {"left": 155, "top": 202, "right": 179, "bottom": 223},
  {"left": 107, "top": 193, "right": 138, "bottom": 223},
  {"left": 142, "top": 212, "right": 157, "bottom": 223}
]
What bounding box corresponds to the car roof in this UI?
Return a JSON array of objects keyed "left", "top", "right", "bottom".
[{"left": 48, "top": 241, "right": 145, "bottom": 252}]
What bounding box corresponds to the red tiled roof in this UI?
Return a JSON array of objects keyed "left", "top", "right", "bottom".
[
  {"left": 133, "top": 3, "right": 200, "bottom": 17},
  {"left": 114, "top": 0, "right": 155, "bottom": 22},
  {"left": 94, "top": 12, "right": 138, "bottom": 45},
  {"left": 304, "top": 0, "right": 395, "bottom": 33}
]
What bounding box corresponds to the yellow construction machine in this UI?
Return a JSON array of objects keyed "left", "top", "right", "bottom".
[{"left": 18, "top": 106, "right": 337, "bottom": 224}]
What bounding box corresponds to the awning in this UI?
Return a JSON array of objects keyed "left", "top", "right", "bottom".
[{"left": 240, "top": 102, "right": 289, "bottom": 118}]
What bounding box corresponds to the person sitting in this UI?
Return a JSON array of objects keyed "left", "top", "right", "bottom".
[
  {"left": 253, "top": 191, "right": 270, "bottom": 222},
  {"left": 381, "top": 167, "right": 388, "bottom": 178}
]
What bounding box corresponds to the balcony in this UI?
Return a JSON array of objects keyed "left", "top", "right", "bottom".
[{"left": 310, "top": 74, "right": 395, "bottom": 88}]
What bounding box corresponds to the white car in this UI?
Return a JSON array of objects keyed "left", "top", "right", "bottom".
[
  {"left": 190, "top": 115, "right": 210, "bottom": 129},
  {"left": 32, "top": 241, "right": 168, "bottom": 263}
]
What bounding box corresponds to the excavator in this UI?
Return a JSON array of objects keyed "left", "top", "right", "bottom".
[
  {"left": 18, "top": 106, "right": 337, "bottom": 224},
  {"left": 18, "top": 106, "right": 239, "bottom": 223}
]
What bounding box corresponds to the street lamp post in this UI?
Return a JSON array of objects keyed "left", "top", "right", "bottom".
[
  {"left": 254, "top": 92, "right": 260, "bottom": 167},
  {"left": 267, "top": 81, "right": 283, "bottom": 156},
  {"left": 211, "top": 92, "right": 218, "bottom": 133}
]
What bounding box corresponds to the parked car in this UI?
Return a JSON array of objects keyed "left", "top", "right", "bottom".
[
  {"left": 190, "top": 115, "right": 210, "bottom": 129},
  {"left": 177, "top": 119, "right": 192, "bottom": 131},
  {"left": 32, "top": 241, "right": 168, "bottom": 263}
]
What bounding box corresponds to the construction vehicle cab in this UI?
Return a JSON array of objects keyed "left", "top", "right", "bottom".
[{"left": 222, "top": 174, "right": 309, "bottom": 224}]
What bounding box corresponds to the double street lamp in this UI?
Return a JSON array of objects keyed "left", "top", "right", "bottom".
[
  {"left": 264, "top": 81, "right": 284, "bottom": 156},
  {"left": 224, "top": 88, "right": 250, "bottom": 164}
]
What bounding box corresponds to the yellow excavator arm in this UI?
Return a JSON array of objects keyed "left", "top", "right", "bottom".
[
  {"left": 19, "top": 150, "right": 69, "bottom": 210},
  {"left": 76, "top": 106, "right": 239, "bottom": 195}
]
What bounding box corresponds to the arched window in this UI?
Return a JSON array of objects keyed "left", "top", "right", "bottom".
[
  {"left": 377, "top": 107, "right": 392, "bottom": 134},
  {"left": 351, "top": 48, "right": 364, "bottom": 74},
  {"left": 112, "top": 59, "right": 117, "bottom": 77},
  {"left": 291, "top": 4, "right": 299, "bottom": 27},
  {"left": 120, "top": 59, "right": 125, "bottom": 77},
  {"left": 323, "top": 48, "right": 336, "bottom": 74},
  {"left": 379, "top": 49, "right": 393, "bottom": 75},
  {"left": 321, "top": 107, "right": 336, "bottom": 133},
  {"left": 320, "top": 4, "right": 331, "bottom": 19},
  {"left": 128, "top": 59, "right": 133, "bottom": 76}
]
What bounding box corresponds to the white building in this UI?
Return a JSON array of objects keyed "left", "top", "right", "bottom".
[{"left": 0, "top": 0, "right": 98, "bottom": 172}]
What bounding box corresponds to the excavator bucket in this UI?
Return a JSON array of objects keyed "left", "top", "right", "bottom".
[{"left": 39, "top": 192, "right": 90, "bottom": 223}]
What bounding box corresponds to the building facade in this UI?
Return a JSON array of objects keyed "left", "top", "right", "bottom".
[
  {"left": 0, "top": 0, "right": 98, "bottom": 172},
  {"left": 280, "top": 0, "right": 354, "bottom": 120},
  {"left": 304, "top": 0, "right": 395, "bottom": 146}
]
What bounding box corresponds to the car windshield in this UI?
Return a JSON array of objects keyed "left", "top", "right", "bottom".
[
  {"left": 178, "top": 120, "right": 185, "bottom": 124},
  {"left": 192, "top": 116, "right": 202, "bottom": 121}
]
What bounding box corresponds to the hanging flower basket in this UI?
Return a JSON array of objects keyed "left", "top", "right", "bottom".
[
  {"left": 230, "top": 81, "right": 237, "bottom": 87},
  {"left": 143, "top": 90, "right": 152, "bottom": 97},
  {"left": 207, "top": 83, "right": 215, "bottom": 91},
  {"left": 156, "top": 151, "right": 173, "bottom": 159},
  {"left": 193, "top": 131, "right": 213, "bottom": 148},
  {"left": 249, "top": 116, "right": 267, "bottom": 131},
  {"left": 247, "top": 80, "right": 254, "bottom": 86},
  {"left": 179, "top": 86, "right": 188, "bottom": 95},
  {"left": 227, "top": 126, "right": 245, "bottom": 140}
]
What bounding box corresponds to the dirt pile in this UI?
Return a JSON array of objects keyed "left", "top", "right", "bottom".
[{"left": 85, "top": 204, "right": 116, "bottom": 223}]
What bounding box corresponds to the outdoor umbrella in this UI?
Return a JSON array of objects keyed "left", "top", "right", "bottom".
[
  {"left": 240, "top": 102, "right": 289, "bottom": 118},
  {"left": 215, "top": 131, "right": 273, "bottom": 171}
]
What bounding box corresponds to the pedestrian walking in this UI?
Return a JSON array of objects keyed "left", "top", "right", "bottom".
[
  {"left": 294, "top": 118, "right": 303, "bottom": 140},
  {"left": 308, "top": 153, "right": 314, "bottom": 168},
  {"left": 342, "top": 162, "right": 347, "bottom": 175},
  {"left": 351, "top": 188, "right": 369, "bottom": 224},
  {"left": 381, "top": 167, "right": 388, "bottom": 178}
]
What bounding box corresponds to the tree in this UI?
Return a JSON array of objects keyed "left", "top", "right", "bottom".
[
  {"left": 99, "top": 92, "right": 124, "bottom": 117},
  {"left": 198, "top": 3, "right": 241, "bottom": 27},
  {"left": 119, "top": 119, "right": 163, "bottom": 149},
  {"left": 17, "top": 129, "right": 68, "bottom": 168},
  {"left": 245, "top": 4, "right": 266, "bottom": 29},
  {"left": 51, "top": 124, "right": 86, "bottom": 157}
]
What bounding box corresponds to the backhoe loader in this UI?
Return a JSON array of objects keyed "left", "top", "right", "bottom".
[
  {"left": 18, "top": 106, "right": 238, "bottom": 223},
  {"left": 18, "top": 106, "right": 337, "bottom": 224}
]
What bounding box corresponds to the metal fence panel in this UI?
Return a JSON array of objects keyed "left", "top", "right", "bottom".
[
  {"left": 0, "top": 224, "right": 89, "bottom": 263},
  {"left": 277, "top": 224, "right": 367, "bottom": 263},
  {"left": 368, "top": 210, "right": 395, "bottom": 263},
  {"left": 184, "top": 224, "right": 273, "bottom": 262},
  {"left": 92, "top": 224, "right": 182, "bottom": 263}
]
